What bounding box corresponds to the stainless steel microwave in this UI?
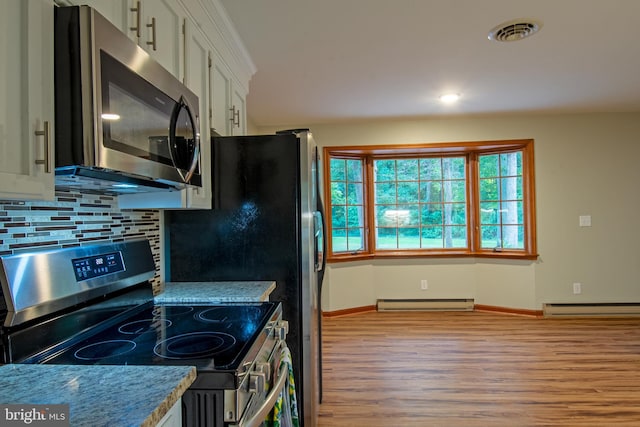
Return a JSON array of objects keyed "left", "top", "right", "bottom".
[{"left": 54, "top": 6, "right": 201, "bottom": 194}]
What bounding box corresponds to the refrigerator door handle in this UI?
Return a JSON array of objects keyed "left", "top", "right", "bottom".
[
  {"left": 318, "top": 210, "right": 327, "bottom": 273},
  {"left": 313, "top": 211, "right": 324, "bottom": 272}
]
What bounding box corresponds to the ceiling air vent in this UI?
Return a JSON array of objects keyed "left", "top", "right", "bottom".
[{"left": 488, "top": 19, "right": 543, "bottom": 42}]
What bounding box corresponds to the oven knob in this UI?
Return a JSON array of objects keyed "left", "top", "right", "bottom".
[
  {"left": 255, "top": 361, "right": 271, "bottom": 382},
  {"left": 274, "top": 320, "right": 289, "bottom": 340},
  {"left": 248, "top": 371, "right": 266, "bottom": 394}
]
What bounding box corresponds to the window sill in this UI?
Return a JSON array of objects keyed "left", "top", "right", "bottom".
[{"left": 328, "top": 251, "right": 539, "bottom": 263}]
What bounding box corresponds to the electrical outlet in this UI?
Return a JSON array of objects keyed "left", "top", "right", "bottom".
[
  {"left": 573, "top": 282, "right": 582, "bottom": 294},
  {"left": 421, "top": 279, "right": 428, "bottom": 290}
]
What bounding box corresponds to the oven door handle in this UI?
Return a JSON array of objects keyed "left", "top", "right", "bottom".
[{"left": 240, "top": 343, "right": 290, "bottom": 427}]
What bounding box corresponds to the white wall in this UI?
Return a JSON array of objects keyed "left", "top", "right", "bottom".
[{"left": 260, "top": 113, "right": 640, "bottom": 312}]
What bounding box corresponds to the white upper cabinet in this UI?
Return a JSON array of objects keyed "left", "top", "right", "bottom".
[
  {"left": 128, "top": 0, "right": 185, "bottom": 80},
  {"left": 182, "top": 21, "right": 213, "bottom": 208},
  {"left": 210, "top": 54, "right": 248, "bottom": 137},
  {"left": 0, "top": 0, "right": 55, "bottom": 201},
  {"left": 210, "top": 54, "right": 233, "bottom": 136}
]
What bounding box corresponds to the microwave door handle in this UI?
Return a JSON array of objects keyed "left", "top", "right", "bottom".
[
  {"left": 184, "top": 128, "right": 200, "bottom": 183},
  {"left": 169, "top": 101, "right": 187, "bottom": 182},
  {"left": 169, "top": 97, "right": 200, "bottom": 184},
  {"left": 167, "top": 139, "right": 187, "bottom": 183}
]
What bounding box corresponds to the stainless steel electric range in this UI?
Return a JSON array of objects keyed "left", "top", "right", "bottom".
[{"left": 0, "top": 239, "right": 289, "bottom": 427}]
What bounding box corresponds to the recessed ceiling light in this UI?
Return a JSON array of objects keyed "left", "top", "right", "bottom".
[
  {"left": 488, "top": 19, "right": 543, "bottom": 42},
  {"left": 439, "top": 93, "right": 461, "bottom": 104}
]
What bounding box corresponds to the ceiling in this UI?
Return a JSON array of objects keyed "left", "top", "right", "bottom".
[{"left": 219, "top": 0, "right": 640, "bottom": 127}]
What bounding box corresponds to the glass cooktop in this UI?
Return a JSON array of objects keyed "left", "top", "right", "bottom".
[{"left": 23, "top": 302, "right": 277, "bottom": 371}]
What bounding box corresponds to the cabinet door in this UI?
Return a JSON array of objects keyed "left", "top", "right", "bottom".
[
  {"left": 156, "top": 399, "right": 182, "bottom": 427},
  {"left": 128, "top": 0, "right": 184, "bottom": 80},
  {"left": 0, "top": 0, "right": 54, "bottom": 201},
  {"left": 183, "top": 21, "right": 212, "bottom": 209},
  {"left": 210, "top": 55, "right": 232, "bottom": 136}
]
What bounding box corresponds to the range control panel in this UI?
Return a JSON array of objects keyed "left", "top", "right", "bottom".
[{"left": 72, "top": 251, "right": 125, "bottom": 281}]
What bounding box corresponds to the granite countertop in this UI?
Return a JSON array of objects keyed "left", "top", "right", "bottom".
[
  {"left": 0, "top": 364, "right": 196, "bottom": 427},
  {"left": 155, "top": 281, "right": 276, "bottom": 304}
]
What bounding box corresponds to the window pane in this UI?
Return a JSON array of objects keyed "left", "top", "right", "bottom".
[
  {"left": 375, "top": 160, "right": 395, "bottom": 181},
  {"left": 347, "top": 206, "right": 364, "bottom": 228},
  {"left": 375, "top": 182, "right": 396, "bottom": 204},
  {"left": 346, "top": 183, "right": 363, "bottom": 204},
  {"left": 420, "top": 182, "right": 442, "bottom": 202},
  {"left": 500, "top": 152, "right": 522, "bottom": 176},
  {"left": 399, "top": 228, "right": 420, "bottom": 248},
  {"left": 397, "top": 182, "right": 419, "bottom": 203},
  {"left": 332, "top": 206, "right": 346, "bottom": 228},
  {"left": 480, "top": 202, "right": 500, "bottom": 224},
  {"left": 421, "top": 204, "right": 443, "bottom": 226},
  {"left": 479, "top": 154, "right": 498, "bottom": 178},
  {"left": 332, "top": 229, "right": 347, "bottom": 252},
  {"left": 502, "top": 225, "right": 523, "bottom": 249},
  {"left": 397, "top": 159, "right": 418, "bottom": 181},
  {"left": 400, "top": 204, "right": 420, "bottom": 226},
  {"left": 500, "top": 201, "right": 521, "bottom": 225},
  {"left": 445, "top": 157, "right": 466, "bottom": 179},
  {"left": 347, "top": 228, "right": 364, "bottom": 251},
  {"left": 444, "top": 180, "right": 465, "bottom": 202},
  {"left": 422, "top": 227, "right": 443, "bottom": 248},
  {"left": 449, "top": 203, "right": 466, "bottom": 225},
  {"left": 377, "top": 227, "right": 398, "bottom": 249},
  {"left": 347, "top": 160, "right": 363, "bottom": 182},
  {"left": 479, "top": 178, "right": 498, "bottom": 201},
  {"left": 501, "top": 177, "right": 522, "bottom": 200},
  {"left": 420, "top": 158, "right": 442, "bottom": 179},
  {"left": 330, "top": 158, "right": 346, "bottom": 181},
  {"left": 331, "top": 182, "right": 346, "bottom": 204},
  {"left": 481, "top": 225, "right": 500, "bottom": 248},
  {"left": 377, "top": 206, "right": 412, "bottom": 227},
  {"left": 445, "top": 226, "right": 467, "bottom": 248}
]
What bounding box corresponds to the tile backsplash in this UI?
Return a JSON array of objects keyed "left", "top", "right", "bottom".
[{"left": 0, "top": 190, "right": 161, "bottom": 292}]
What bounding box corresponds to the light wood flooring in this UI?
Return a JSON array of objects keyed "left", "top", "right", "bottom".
[{"left": 317, "top": 310, "right": 640, "bottom": 426}]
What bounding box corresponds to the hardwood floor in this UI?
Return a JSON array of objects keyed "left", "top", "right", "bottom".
[{"left": 317, "top": 311, "right": 640, "bottom": 426}]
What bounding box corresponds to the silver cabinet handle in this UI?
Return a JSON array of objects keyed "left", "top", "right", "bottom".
[
  {"left": 147, "top": 17, "right": 157, "bottom": 51},
  {"left": 34, "top": 121, "right": 51, "bottom": 173},
  {"left": 229, "top": 105, "right": 240, "bottom": 128},
  {"left": 130, "top": 1, "right": 141, "bottom": 38}
]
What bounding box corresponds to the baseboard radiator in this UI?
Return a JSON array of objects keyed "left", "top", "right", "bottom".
[
  {"left": 543, "top": 303, "right": 640, "bottom": 318},
  {"left": 377, "top": 298, "right": 474, "bottom": 312}
]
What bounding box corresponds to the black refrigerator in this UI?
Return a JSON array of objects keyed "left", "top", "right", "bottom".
[{"left": 165, "top": 129, "right": 326, "bottom": 426}]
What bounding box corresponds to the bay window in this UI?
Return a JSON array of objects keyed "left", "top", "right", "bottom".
[{"left": 324, "top": 139, "right": 537, "bottom": 261}]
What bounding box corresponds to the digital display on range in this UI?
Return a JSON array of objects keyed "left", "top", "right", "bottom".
[{"left": 72, "top": 251, "right": 125, "bottom": 281}]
